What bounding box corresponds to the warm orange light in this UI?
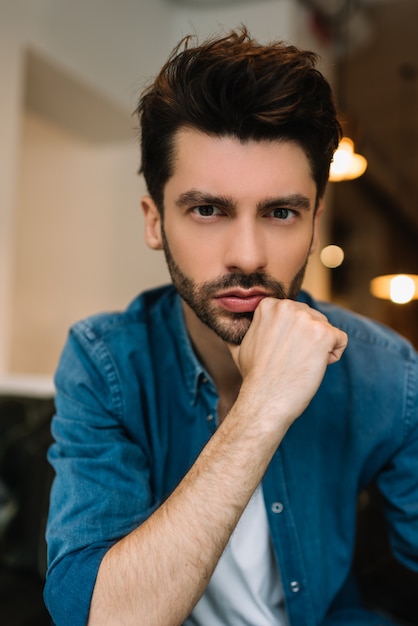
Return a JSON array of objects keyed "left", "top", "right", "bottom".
[
  {"left": 329, "top": 137, "right": 368, "bottom": 182},
  {"left": 320, "top": 245, "right": 345, "bottom": 268},
  {"left": 370, "top": 274, "right": 418, "bottom": 304}
]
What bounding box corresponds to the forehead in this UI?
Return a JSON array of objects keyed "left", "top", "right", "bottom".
[{"left": 168, "top": 129, "right": 316, "bottom": 199}]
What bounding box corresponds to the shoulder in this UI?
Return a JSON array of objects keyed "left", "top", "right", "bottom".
[
  {"left": 68, "top": 284, "right": 178, "bottom": 347},
  {"left": 53, "top": 284, "right": 181, "bottom": 421},
  {"left": 54, "top": 284, "right": 179, "bottom": 393}
]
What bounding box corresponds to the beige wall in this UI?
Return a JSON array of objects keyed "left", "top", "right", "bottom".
[
  {"left": 0, "top": 0, "right": 173, "bottom": 375},
  {"left": 1, "top": 0, "right": 333, "bottom": 378},
  {"left": 10, "top": 111, "right": 170, "bottom": 374}
]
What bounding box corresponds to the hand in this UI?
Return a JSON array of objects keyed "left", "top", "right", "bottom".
[{"left": 228, "top": 298, "right": 348, "bottom": 430}]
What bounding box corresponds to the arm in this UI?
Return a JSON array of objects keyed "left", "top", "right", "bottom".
[{"left": 88, "top": 298, "right": 347, "bottom": 626}]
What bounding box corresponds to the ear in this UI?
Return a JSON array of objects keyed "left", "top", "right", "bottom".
[{"left": 142, "top": 195, "right": 163, "bottom": 250}]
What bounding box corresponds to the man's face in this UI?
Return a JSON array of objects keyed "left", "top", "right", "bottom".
[{"left": 143, "top": 129, "right": 322, "bottom": 345}]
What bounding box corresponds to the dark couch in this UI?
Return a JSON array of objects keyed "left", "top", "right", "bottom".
[{"left": 0, "top": 395, "right": 54, "bottom": 625}]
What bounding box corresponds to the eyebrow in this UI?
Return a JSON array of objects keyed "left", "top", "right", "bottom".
[
  {"left": 175, "top": 190, "right": 234, "bottom": 210},
  {"left": 175, "top": 190, "right": 312, "bottom": 212},
  {"left": 259, "top": 194, "right": 312, "bottom": 212}
]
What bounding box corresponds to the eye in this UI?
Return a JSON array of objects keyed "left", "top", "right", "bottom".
[
  {"left": 192, "top": 205, "right": 222, "bottom": 217},
  {"left": 270, "top": 207, "right": 296, "bottom": 220}
]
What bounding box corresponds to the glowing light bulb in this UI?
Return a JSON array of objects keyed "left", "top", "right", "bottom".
[
  {"left": 370, "top": 274, "right": 418, "bottom": 303},
  {"left": 389, "top": 275, "right": 416, "bottom": 304},
  {"left": 329, "top": 137, "right": 368, "bottom": 182},
  {"left": 320, "top": 245, "right": 345, "bottom": 268}
]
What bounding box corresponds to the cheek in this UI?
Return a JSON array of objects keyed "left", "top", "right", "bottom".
[
  {"left": 164, "top": 227, "right": 219, "bottom": 278},
  {"left": 267, "top": 231, "right": 312, "bottom": 270}
]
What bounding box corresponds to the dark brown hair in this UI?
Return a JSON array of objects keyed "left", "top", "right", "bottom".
[{"left": 136, "top": 27, "right": 341, "bottom": 211}]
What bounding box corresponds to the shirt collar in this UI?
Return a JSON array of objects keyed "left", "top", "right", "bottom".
[{"left": 168, "top": 290, "right": 212, "bottom": 405}]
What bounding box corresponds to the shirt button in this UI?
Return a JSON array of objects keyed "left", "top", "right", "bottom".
[
  {"left": 206, "top": 414, "right": 214, "bottom": 422},
  {"left": 290, "top": 581, "right": 301, "bottom": 593},
  {"left": 271, "top": 501, "right": 284, "bottom": 514}
]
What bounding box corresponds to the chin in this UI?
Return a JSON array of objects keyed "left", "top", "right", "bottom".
[{"left": 209, "top": 316, "right": 252, "bottom": 345}]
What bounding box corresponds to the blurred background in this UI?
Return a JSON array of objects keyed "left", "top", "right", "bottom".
[
  {"left": 0, "top": 0, "right": 417, "bottom": 383},
  {"left": 0, "top": 3, "right": 417, "bottom": 624}
]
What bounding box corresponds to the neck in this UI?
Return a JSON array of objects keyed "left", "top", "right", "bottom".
[{"left": 182, "top": 301, "right": 242, "bottom": 420}]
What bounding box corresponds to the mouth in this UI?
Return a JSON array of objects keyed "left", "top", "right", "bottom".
[{"left": 213, "top": 289, "right": 270, "bottom": 313}]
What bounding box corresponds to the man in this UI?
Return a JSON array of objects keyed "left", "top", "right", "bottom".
[{"left": 44, "top": 28, "right": 418, "bottom": 626}]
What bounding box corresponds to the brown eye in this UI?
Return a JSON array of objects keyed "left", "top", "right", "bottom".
[
  {"left": 193, "top": 205, "right": 219, "bottom": 217},
  {"left": 272, "top": 208, "right": 294, "bottom": 219}
]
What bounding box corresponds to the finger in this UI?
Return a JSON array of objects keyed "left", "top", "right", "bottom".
[{"left": 327, "top": 330, "right": 348, "bottom": 364}]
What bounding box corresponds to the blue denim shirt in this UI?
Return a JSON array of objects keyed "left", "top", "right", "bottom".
[{"left": 44, "top": 285, "right": 418, "bottom": 626}]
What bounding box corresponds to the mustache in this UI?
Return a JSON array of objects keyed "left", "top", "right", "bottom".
[{"left": 202, "top": 272, "right": 288, "bottom": 298}]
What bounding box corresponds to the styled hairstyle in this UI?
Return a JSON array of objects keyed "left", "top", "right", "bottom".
[{"left": 136, "top": 27, "right": 341, "bottom": 211}]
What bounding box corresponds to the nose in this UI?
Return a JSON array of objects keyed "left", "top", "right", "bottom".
[{"left": 224, "top": 216, "right": 267, "bottom": 274}]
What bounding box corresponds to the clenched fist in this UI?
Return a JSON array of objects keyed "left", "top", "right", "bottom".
[{"left": 229, "top": 298, "right": 348, "bottom": 435}]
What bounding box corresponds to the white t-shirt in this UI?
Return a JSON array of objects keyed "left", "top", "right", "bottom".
[{"left": 184, "top": 485, "right": 288, "bottom": 626}]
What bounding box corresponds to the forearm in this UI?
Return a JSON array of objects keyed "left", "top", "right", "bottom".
[{"left": 87, "top": 395, "right": 286, "bottom": 626}]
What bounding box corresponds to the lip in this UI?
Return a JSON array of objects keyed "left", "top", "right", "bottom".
[{"left": 213, "top": 289, "right": 270, "bottom": 313}]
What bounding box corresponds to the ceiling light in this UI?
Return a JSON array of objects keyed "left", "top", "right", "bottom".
[
  {"left": 329, "top": 137, "right": 368, "bottom": 181},
  {"left": 320, "top": 245, "right": 345, "bottom": 268},
  {"left": 370, "top": 274, "right": 418, "bottom": 304}
]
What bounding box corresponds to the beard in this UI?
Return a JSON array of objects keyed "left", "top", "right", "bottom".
[{"left": 161, "top": 225, "right": 309, "bottom": 345}]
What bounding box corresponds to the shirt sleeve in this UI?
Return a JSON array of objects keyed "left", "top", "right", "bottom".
[
  {"left": 44, "top": 321, "right": 155, "bottom": 626},
  {"left": 376, "top": 348, "right": 418, "bottom": 573}
]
